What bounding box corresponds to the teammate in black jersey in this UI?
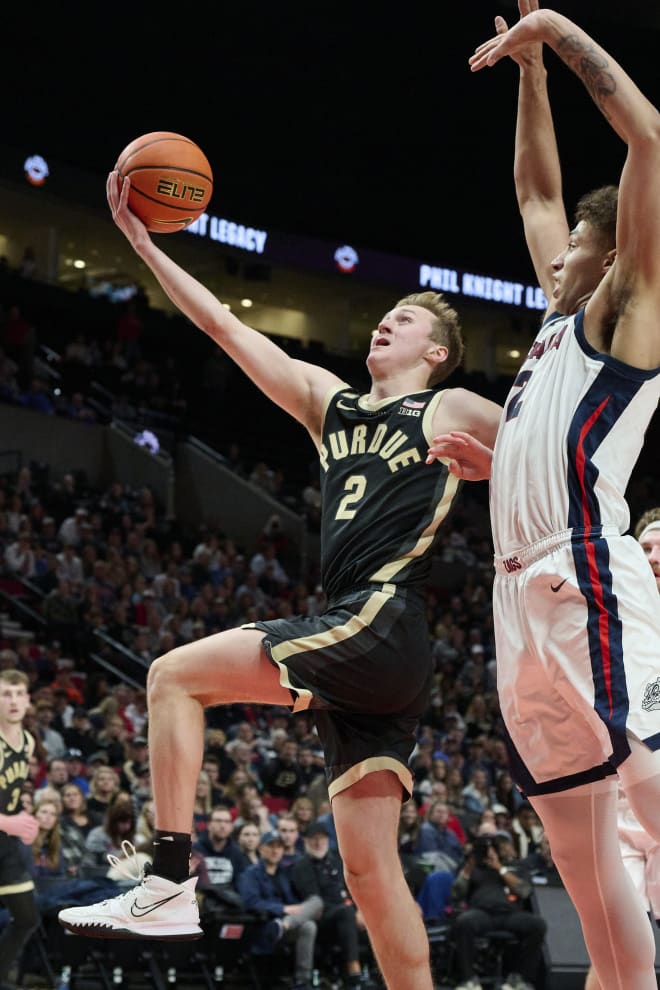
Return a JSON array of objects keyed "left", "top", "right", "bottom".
[
  {"left": 58, "top": 174, "right": 501, "bottom": 990},
  {"left": 0, "top": 669, "right": 40, "bottom": 990}
]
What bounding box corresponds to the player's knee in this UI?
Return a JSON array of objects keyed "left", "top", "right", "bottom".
[{"left": 147, "top": 649, "right": 182, "bottom": 699}]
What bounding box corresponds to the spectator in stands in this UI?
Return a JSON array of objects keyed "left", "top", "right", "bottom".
[
  {"left": 289, "top": 797, "right": 315, "bottom": 844},
  {"left": 122, "top": 734, "right": 149, "bottom": 789},
  {"left": 193, "top": 806, "right": 245, "bottom": 895},
  {"left": 4, "top": 531, "right": 36, "bottom": 578},
  {"left": 62, "top": 706, "right": 97, "bottom": 760},
  {"left": 236, "top": 821, "right": 261, "bottom": 867},
  {"left": 521, "top": 831, "right": 563, "bottom": 889},
  {"left": 86, "top": 766, "right": 121, "bottom": 825},
  {"left": 278, "top": 814, "right": 303, "bottom": 869},
  {"left": 55, "top": 543, "right": 83, "bottom": 585},
  {"left": 225, "top": 740, "right": 262, "bottom": 785},
  {"left": 445, "top": 766, "right": 467, "bottom": 813},
  {"left": 461, "top": 767, "right": 492, "bottom": 819},
  {"left": 234, "top": 787, "right": 278, "bottom": 836},
  {"left": 33, "top": 701, "right": 66, "bottom": 759},
  {"left": 193, "top": 770, "right": 213, "bottom": 838},
  {"left": 249, "top": 541, "right": 289, "bottom": 590},
  {"left": 82, "top": 795, "right": 137, "bottom": 880},
  {"left": 95, "top": 712, "right": 130, "bottom": 767},
  {"left": 510, "top": 802, "right": 543, "bottom": 861},
  {"left": 292, "top": 821, "right": 365, "bottom": 989},
  {"left": 417, "top": 799, "right": 464, "bottom": 870},
  {"left": 21, "top": 378, "right": 54, "bottom": 416},
  {"left": 50, "top": 661, "right": 84, "bottom": 709},
  {"left": 492, "top": 770, "right": 523, "bottom": 818},
  {"left": 60, "top": 783, "right": 93, "bottom": 840},
  {"left": 451, "top": 834, "right": 546, "bottom": 990},
  {"left": 238, "top": 831, "right": 321, "bottom": 990},
  {"left": 64, "top": 392, "right": 97, "bottom": 424},
  {"left": 30, "top": 797, "right": 66, "bottom": 879},
  {"left": 57, "top": 507, "right": 88, "bottom": 548},
  {"left": 135, "top": 799, "right": 156, "bottom": 855},
  {"left": 59, "top": 750, "right": 88, "bottom": 794},
  {"left": 42, "top": 579, "right": 80, "bottom": 656},
  {"left": 398, "top": 800, "right": 422, "bottom": 860},
  {"left": 295, "top": 743, "right": 324, "bottom": 798},
  {"left": 261, "top": 738, "right": 303, "bottom": 804},
  {"left": 201, "top": 753, "right": 229, "bottom": 806}
]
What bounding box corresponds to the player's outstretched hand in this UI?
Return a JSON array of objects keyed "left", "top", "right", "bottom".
[
  {"left": 470, "top": 7, "right": 548, "bottom": 71},
  {"left": 426, "top": 431, "right": 493, "bottom": 481},
  {"left": 106, "top": 171, "right": 150, "bottom": 250},
  {"left": 4, "top": 810, "right": 40, "bottom": 844},
  {"left": 492, "top": 0, "right": 543, "bottom": 68}
]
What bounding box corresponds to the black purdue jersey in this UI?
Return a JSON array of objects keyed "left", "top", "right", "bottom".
[
  {"left": 319, "top": 386, "right": 460, "bottom": 600},
  {"left": 0, "top": 728, "right": 32, "bottom": 818}
]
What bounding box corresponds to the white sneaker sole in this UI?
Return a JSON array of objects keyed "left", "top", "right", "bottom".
[{"left": 58, "top": 918, "right": 203, "bottom": 940}]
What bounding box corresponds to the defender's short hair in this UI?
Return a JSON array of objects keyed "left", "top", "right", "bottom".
[{"left": 574, "top": 186, "right": 618, "bottom": 250}]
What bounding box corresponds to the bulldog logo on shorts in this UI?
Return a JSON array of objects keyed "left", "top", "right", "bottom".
[{"left": 642, "top": 677, "right": 660, "bottom": 712}]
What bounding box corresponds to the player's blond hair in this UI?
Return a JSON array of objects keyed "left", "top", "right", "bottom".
[
  {"left": 634, "top": 507, "right": 660, "bottom": 541},
  {"left": 396, "top": 291, "right": 465, "bottom": 387},
  {"left": 0, "top": 668, "right": 29, "bottom": 689}
]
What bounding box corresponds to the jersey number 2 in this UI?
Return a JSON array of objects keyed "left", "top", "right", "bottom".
[
  {"left": 505, "top": 370, "right": 533, "bottom": 422},
  {"left": 336, "top": 475, "right": 367, "bottom": 520}
]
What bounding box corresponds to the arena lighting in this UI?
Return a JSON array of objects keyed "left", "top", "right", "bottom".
[
  {"left": 508, "top": 349, "right": 521, "bottom": 359},
  {"left": 73, "top": 259, "right": 86, "bottom": 270},
  {"left": 24, "top": 154, "right": 49, "bottom": 186},
  {"left": 240, "top": 298, "right": 253, "bottom": 308}
]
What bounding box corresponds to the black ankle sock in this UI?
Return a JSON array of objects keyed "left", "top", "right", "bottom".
[{"left": 151, "top": 830, "right": 192, "bottom": 883}]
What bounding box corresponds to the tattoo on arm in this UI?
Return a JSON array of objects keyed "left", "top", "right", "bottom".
[{"left": 556, "top": 33, "right": 616, "bottom": 120}]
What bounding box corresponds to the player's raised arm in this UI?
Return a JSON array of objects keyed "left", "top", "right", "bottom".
[
  {"left": 496, "top": 1, "right": 569, "bottom": 303},
  {"left": 107, "top": 172, "right": 342, "bottom": 440}
]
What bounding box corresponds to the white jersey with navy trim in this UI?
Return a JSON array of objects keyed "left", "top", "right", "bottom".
[{"left": 491, "top": 309, "right": 660, "bottom": 557}]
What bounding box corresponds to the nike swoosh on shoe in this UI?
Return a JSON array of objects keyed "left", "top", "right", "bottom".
[{"left": 130, "top": 892, "right": 182, "bottom": 917}]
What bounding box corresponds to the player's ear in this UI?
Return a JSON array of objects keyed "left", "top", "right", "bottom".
[
  {"left": 427, "top": 343, "right": 449, "bottom": 367},
  {"left": 603, "top": 248, "right": 616, "bottom": 272}
]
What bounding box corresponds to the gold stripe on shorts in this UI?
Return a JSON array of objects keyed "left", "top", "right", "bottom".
[
  {"left": 269, "top": 587, "right": 396, "bottom": 713},
  {"left": 0, "top": 879, "right": 35, "bottom": 895},
  {"left": 328, "top": 756, "right": 413, "bottom": 800}
]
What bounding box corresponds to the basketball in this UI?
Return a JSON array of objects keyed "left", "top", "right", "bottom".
[{"left": 114, "top": 132, "right": 213, "bottom": 233}]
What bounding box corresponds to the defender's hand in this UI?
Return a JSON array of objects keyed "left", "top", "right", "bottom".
[
  {"left": 426, "top": 431, "right": 493, "bottom": 481},
  {"left": 470, "top": 8, "right": 549, "bottom": 71},
  {"left": 493, "top": 0, "right": 544, "bottom": 69}
]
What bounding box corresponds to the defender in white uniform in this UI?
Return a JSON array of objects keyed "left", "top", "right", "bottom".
[
  {"left": 465, "top": 6, "right": 660, "bottom": 988},
  {"left": 492, "top": 307, "right": 660, "bottom": 793}
]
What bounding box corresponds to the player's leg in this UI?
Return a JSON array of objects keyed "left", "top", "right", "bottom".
[
  {"left": 146, "top": 627, "right": 290, "bottom": 835},
  {"left": 58, "top": 627, "right": 291, "bottom": 939},
  {"left": 530, "top": 779, "right": 656, "bottom": 990},
  {"left": 617, "top": 736, "right": 660, "bottom": 846},
  {"left": 332, "top": 770, "right": 433, "bottom": 990},
  {"left": 0, "top": 889, "right": 40, "bottom": 985}
]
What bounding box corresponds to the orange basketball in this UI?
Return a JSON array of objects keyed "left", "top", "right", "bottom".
[{"left": 115, "top": 132, "right": 213, "bottom": 233}]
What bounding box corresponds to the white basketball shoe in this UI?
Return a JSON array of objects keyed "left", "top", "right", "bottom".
[{"left": 58, "top": 841, "right": 203, "bottom": 940}]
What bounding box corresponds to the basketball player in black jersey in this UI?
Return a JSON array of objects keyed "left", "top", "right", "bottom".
[
  {"left": 58, "top": 174, "right": 502, "bottom": 989},
  {"left": 0, "top": 669, "right": 40, "bottom": 990}
]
